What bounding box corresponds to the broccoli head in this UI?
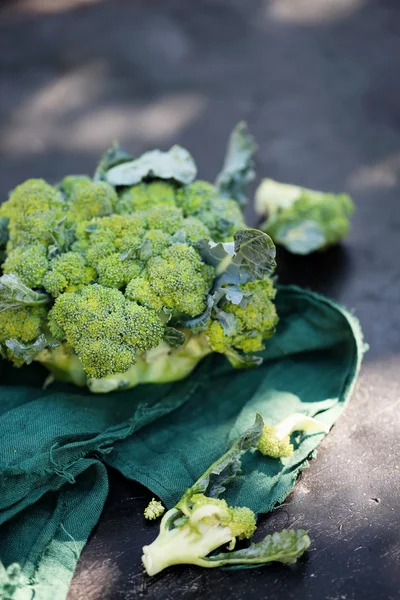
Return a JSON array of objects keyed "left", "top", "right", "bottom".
[
  {"left": 0, "top": 125, "right": 280, "bottom": 393},
  {"left": 255, "top": 179, "right": 355, "bottom": 254}
]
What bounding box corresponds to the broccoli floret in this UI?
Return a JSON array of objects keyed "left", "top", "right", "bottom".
[
  {"left": 96, "top": 253, "right": 142, "bottom": 289},
  {"left": 117, "top": 181, "right": 177, "bottom": 213},
  {"left": 142, "top": 414, "right": 311, "bottom": 576},
  {"left": 125, "top": 278, "right": 164, "bottom": 311},
  {"left": 66, "top": 180, "right": 118, "bottom": 221},
  {"left": 257, "top": 414, "right": 329, "bottom": 458},
  {"left": 48, "top": 284, "right": 164, "bottom": 379},
  {"left": 147, "top": 243, "right": 214, "bottom": 317},
  {"left": 0, "top": 179, "right": 64, "bottom": 249},
  {"left": 43, "top": 252, "right": 96, "bottom": 296},
  {"left": 255, "top": 179, "right": 355, "bottom": 254},
  {"left": 59, "top": 175, "right": 91, "bottom": 197},
  {"left": 207, "top": 279, "right": 278, "bottom": 359},
  {"left": 177, "top": 181, "right": 245, "bottom": 242},
  {"left": 0, "top": 306, "right": 45, "bottom": 346},
  {"left": 144, "top": 498, "right": 166, "bottom": 520},
  {"left": 2, "top": 244, "right": 49, "bottom": 288}
]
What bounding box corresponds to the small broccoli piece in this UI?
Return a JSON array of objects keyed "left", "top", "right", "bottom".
[
  {"left": 255, "top": 179, "right": 355, "bottom": 254},
  {"left": 144, "top": 498, "right": 166, "bottom": 520},
  {"left": 142, "top": 414, "right": 311, "bottom": 576},
  {"left": 117, "top": 181, "right": 177, "bottom": 213},
  {"left": 257, "top": 414, "right": 329, "bottom": 459},
  {"left": 66, "top": 180, "right": 118, "bottom": 221},
  {"left": 177, "top": 181, "right": 245, "bottom": 242},
  {"left": 2, "top": 244, "right": 49, "bottom": 288},
  {"left": 43, "top": 252, "right": 96, "bottom": 296},
  {"left": 0, "top": 179, "right": 64, "bottom": 249},
  {"left": 147, "top": 243, "right": 214, "bottom": 317},
  {"left": 48, "top": 284, "right": 164, "bottom": 379}
]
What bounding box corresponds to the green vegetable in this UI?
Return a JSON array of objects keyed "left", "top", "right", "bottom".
[
  {"left": 142, "top": 414, "right": 311, "bottom": 576},
  {"left": 0, "top": 562, "right": 25, "bottom": 600},
  {"left": 144, "top": 499, "right": 166, "bottom": 520},
  {"left": 0, "top": 125, "right": 278, "bottom": 392},
  {"left": 257, "top": 413, "right": 329, "bottom": 458},
  {"left": 255, "top": 179, "right": 355, "bottom": 254}
]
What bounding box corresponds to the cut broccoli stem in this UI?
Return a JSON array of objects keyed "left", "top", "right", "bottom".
[
  {"left": 35, "top": 344, "right": 88, "bottom": 387},
  {"left": 35, "top": 333, "right": 212, "bottom": 393},
  {"left": 88, "top": 333, "right": 212, "bottom": 393}
]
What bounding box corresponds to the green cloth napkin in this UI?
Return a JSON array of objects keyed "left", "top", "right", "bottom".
[{"left": 0, "top": 286, "right": 364, "bottom": 600}]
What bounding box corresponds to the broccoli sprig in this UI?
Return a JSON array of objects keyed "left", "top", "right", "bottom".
[
  {"left": 257, "top": 414, "right": 329, "bottom": 458},
  {"left": 142, "top": 414, "right": 311, "bottom": 576},
  {"left": 255, "top": 179, "right": 354, "bottom": 254},
  {"left": 144, "top": 498, "right": 165, "bottom": 520}
]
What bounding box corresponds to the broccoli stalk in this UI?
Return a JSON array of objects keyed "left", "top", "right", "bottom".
[{"left": 142, "top": 415, "right": 311, "bottom": 576}]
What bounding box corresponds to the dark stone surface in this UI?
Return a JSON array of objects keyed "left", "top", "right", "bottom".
[{"left": 0, "top": 1, "right": 399, "bottom": 598}]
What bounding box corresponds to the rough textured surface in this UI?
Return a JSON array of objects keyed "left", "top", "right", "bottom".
[{"left": 0, "top": 0, "right": 399, "bottom": 598}]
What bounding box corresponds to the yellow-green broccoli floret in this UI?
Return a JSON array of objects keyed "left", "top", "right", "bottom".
[
  {"left": 147, "top": 243, "right": 214, "bottom": 317},
  {"left": 0, "top": 179, "right": 64, "bottom": 249},
  {"left": 146, "top": 206, "right": 183, "bottom": 234},
  {"left": 0, "top": 306, "right": 46, "bottom": 345},
  {"left": 125, "top": 278, "right": 164, "bottom": 311},
  {"left": 66, "top": 180, "right": 118, "bottom": 221},
  {"left": 59, "top": 175, "right": 91, "bottom": 197},
  {"left": 144, "top": 498, "right": 166, "bottom": 520},
  {"left": 42, "top": 252, "right": 96, "bottom": 296},
  {"left": 257, "top": 414, "right": 329, "bottom": 459},
  {"left": 2, "top": 244, "right": 49, "bottom": 288},
  {"left": 176, "top": 181, "right": 245, "bottom": 242},
  {"left": 207, "top": 279, "right": 278, "bottom": 356},
  {"left": 96, "top": 253, "right": 142, "bottom": 289},
  {"left": 117, "top": 181, "right": 177, "bottom": 213},
  {"left": 179, "top": 217, "right": 210, "bottom": 245},
  {"left": 48, "top": 284, "right": 164, "bottom": 379}
]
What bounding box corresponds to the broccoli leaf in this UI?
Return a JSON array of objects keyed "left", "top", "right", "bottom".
[
  {"left": 216, "top": 122, "right": 257, "bottom": 207},
  {"left": 179, "top": 414, "right": 264, "bottom": 502},
  {"left": 164, "top": 327, "right": 186, "bottom": 348},
  {"left": 105, "top": 146, "right": 197, "bottom": 186},
  {"left": 4, "top": 335, "right": 48, "bottom": 364},
  {"left": 207, "top": 529, "right": 311, "bottom": 567},
  {"left": 0, "top": 274, "right": 49, "bottom": 312},
  {"left": 224, "top": 347, "right": 263, "bottom": 369},
  {"left": 198, "top": 229, "right": 276, "bottom": 286},
  {"left": 94, "top": 142, "right": 134, "bottom": 181},
  {"left": 215, "top": 311, "right": 239, "bottom": 337}
]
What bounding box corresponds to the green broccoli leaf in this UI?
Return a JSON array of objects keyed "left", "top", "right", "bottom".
[
  {"left": 179, "top": 413, "right": 264, "bottom": 502},
  {"left": 164, "top": 326, "right": 186, "bottom": 348},
  {"left": 207, "top": 529, "right": 311, "bottom": 567},
  {"left": 94, "top": 142, "right": 134, "bottom": 180},
  {"left": 216, "top": 122, "right": 257, "bottom": 207},
  {"left": 223, "top": 347, "right": 263, "bottom": 369},
  {"left": 105, "top": 146, "right": 197, "bottom": 186},
  {"left": 197, "top": 229, "right": 276, "bottom": 286},
  {"left": 0, "top": 274, "right": 49, "bottom": 312},
  {"left": 4, "top": 335, "right": 48, "bottom": 365}
]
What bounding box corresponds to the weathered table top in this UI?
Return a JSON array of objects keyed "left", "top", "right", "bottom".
[{"left": 1, "top": 1, "right": 399, "bottom": 598}]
